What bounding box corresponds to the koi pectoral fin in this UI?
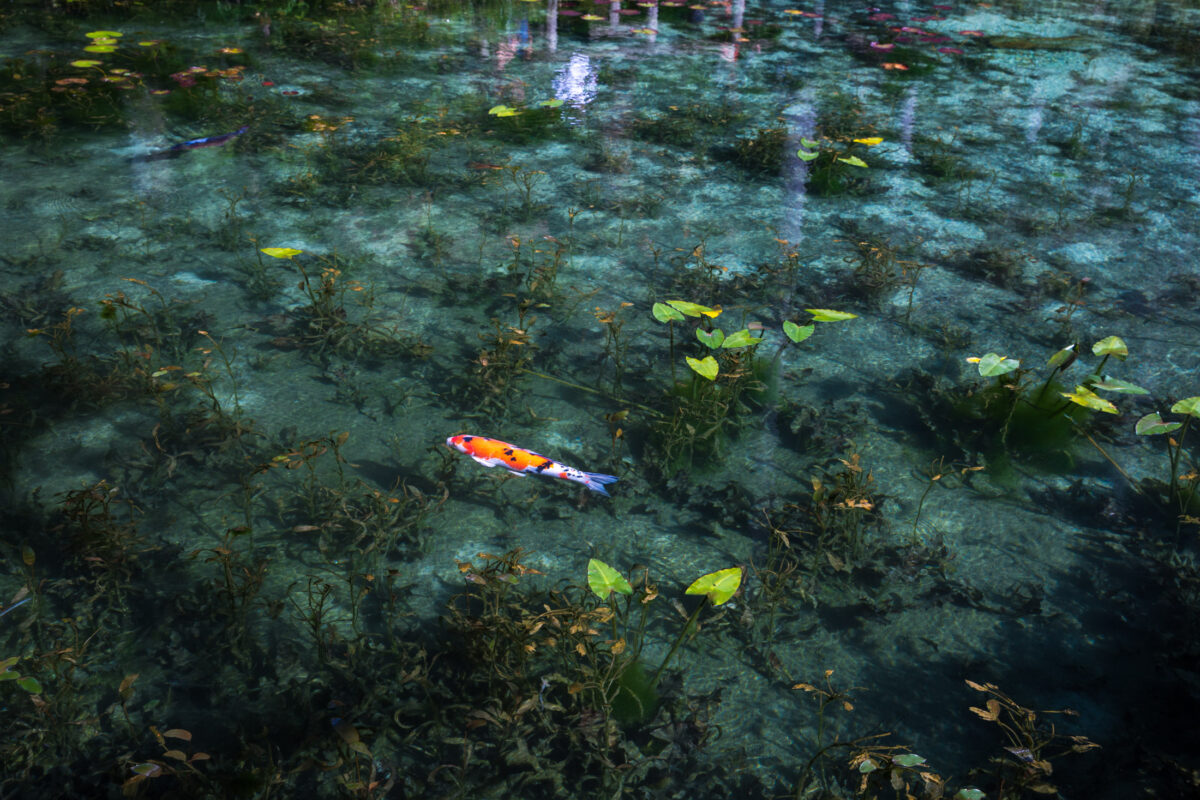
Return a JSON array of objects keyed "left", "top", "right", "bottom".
[{"left": 471, "top": 456, "right": 503, "bottom": 468}]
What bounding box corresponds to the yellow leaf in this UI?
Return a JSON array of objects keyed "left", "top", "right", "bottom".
[{"left": 853, "top": 137, "right": 883, "bottom": 145}]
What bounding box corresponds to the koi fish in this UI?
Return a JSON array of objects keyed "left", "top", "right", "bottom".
[
  {"left": 133, "top": 125, "right": 248, "bottom": 162},
  {"left": 446, "top": 434, "right": 618, "bottom": 496}
]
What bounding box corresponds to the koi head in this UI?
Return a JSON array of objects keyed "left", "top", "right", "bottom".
[{"left": 446, "top": 434, "right": 473, "bottom": 454}]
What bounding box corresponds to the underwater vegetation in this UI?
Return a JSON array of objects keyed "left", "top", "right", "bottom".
[{"left": 2, "top": 0, "right": 1200, "bottom": 798}]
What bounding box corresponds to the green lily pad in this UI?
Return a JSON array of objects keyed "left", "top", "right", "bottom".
[
  {"left": 974, "top": 353, "right": 1019, "bottom": 377},
  {"left": 806, "top": 308, "right": 858, "bottom": 322},
  {"left": 955, "top": 790, "right": 986, "bottom": 800},
  {"left": 800, "top": 137, "right": 819, "bottom": 149},
  {"left": 1061, "top": 385, "right": 1118, "bottom": 414},
  {"left": 1171, "top": 396, "right": 1200, "bottom": 418},
  {"left": 685, "top": 567, "right": 742, "bottom": 606},
  {"left": 260, "top": 247, "right": 302, "bottom": 259},
  {"left": 1046, "top": 344, "right": 1076, "bottom": 369},
  {"left": 893, "top": 753, "right": 926, "bottom": 768},
  {"left": 538, "top": 98, "right": 564, "bottom": 108},
  {"left": 783, "top": 321, "right": 814, "bottom": 343},
  {"left": 652, "top": 302, "right": 685, "bottom": 323},
  {"left": 837, "top": 155, "right": 868, "bottom": 167},
  {"left": 721, "top": 329, "right": 762, "bottom": 348},
  {"left": 696, "top": 328, "right": 725, "bottom": 349},
  {"left": 796, "top": 149, "right": 819, "bottom": 161},
  {"left": 1092, "top": 335, "right": 1128, "bottom": 359},
  {"left": 1135, "top": 412, "right": 1182, "bottom": 436},
  {"left": 686, "top": 356, "right": 718, "bottom": 381},
  {"left": 86, "top": 30, "right": 123, "bottom": 38},
  {"left": 488, "top": 104, "right": 521, "bottom": 117},
  {"left": 1090, "top": 377, "right": 1148, "bottom": 395},
  {"left": 587, "top": 559, "right": 632, "bottom": 599},
  {"left": 668, "top": 300, "right": 721, "bottom": 318}
]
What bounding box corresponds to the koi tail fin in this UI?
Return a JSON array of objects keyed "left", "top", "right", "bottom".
[{"left": 581, "top": 472, "right": 619, "bottom": 496}]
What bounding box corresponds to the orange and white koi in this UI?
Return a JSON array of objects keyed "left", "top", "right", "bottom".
[{"left": 445, "top": 434, "right": 618, "bottom": 496}]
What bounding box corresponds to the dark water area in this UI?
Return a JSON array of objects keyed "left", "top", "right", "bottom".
[{"left": 1, "top": 0, "right": 1199, "bottom": 797}]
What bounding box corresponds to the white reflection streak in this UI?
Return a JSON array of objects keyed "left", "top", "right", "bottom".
[
  {"left": 899, "top": 85, "right": 918, "bottom": 163},
  {"left": 554, "top": 52, "right": 599, "bottom": 108},
  {"left": 547, "top": 0, "right": 558, "bottom": 53},
  {"left": 783, "top": 97, "right": 817, "bottom": 247}
]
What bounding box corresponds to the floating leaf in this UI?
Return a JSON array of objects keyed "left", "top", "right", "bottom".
[
  {"left": 955, "top": 790, "right": 986, "bottom": 800},
  {"left": 70, "top": 60, "right": 103, "bottom": 67},
  {"left": 1046, "top": 344, "right": 1076, "bottom": 369},
  {"left": 86, "top": 30, "right": 123, "bottom": 38},
  {"left": 800, "top": 137, "right": 819, "bottom": 149},
  {"left": 853, "top": 137, "right": 883, "bottom": 145},
  {"left": 1135, "top": 413, "right": 1182, "bottom": 436},
  {"left": 783, "top": 320, "right": 814, "bottom": 343},
  {"left": 131, "top": 763, "right": 161, "bottom": 777},
  {"left": 84, "top": 45, "right": 117, "bottom": 52},
  {"left": 971, "top": 353, "right": 1019, "bottom": 378},
  {"left": 651, "top": 302, "right": 685, "bottom": 323},
  {"left": 260, "top": 247, "right": 302, "bottom": 259},
  {"left": 796, "top": 149, "right": 819, "bottom": 161},
  {"left": 162, "top": 729, "right": 192, "bottom": 741},
  {"left": 721, "top": 329, "right": 763, "bottom": 348},
  {"left": 16, "top": 676, "right": 43, "bottom": 694},
  {"left": 488, "top": 104, "right": 521, "bottom": 117},
  {"left": 837, "top": 155, "right": 868, "bottom": 167},
  {"left": 668, "top": 300, "right": 721, "bottom": 318},
  {"left": 685, "top": 567, "right": 742, "bottom": 605},
  {"left": 806, "top": 308, "right": 857, "bottom": 322},
  {"left": 686, "top": 356, "right": 718, "bottom": 380},
  {"left": 1090, "top": 377, "right": 1148, "bottom": 395},
  {"left": 587, "top": 559, "right": 633, "bottom": 599},
  {"left": 893, "top": 753, "right": 927, "bottom": 768},
  {"left": 538, "top": 98, "right": 564, "bottom": 108},
  {"left": 1091, "top": 335, "right": 1127, "bottom": 359},
  {"left": 696, "top": 328, "right": 725, "bottom": 349},
  {"left": 1061, "top": 385, "right": 1118, "bottom": 414},
  {"left": 1171, "top": 397, "right": 1200, "bottom": 418},
  {"left": 859, "top": 759, "right": 878, "bottom": 774}
]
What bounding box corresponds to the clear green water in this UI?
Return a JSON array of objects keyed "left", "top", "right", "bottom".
[{"left": 2, "top": 0, "right": 1199, "bottom": 797}]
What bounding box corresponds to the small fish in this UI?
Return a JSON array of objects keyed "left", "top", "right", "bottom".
[
  {"left": 446, "top": 434, "right": 618, "bottom": 496},
  {"left": 134, "top": 125, "right": 248, "bottom": 162}
]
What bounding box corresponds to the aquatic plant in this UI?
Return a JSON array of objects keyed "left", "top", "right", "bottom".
[
  {"left": 796, "top": 134, "right": 881, "bottom": 195},
  {"left": 962, "top": 680, "right": 1099, "bottom": 798},
  {"left": 1134, "top": 396, "right": 1200, "bottom": 536},
  {"left": 259, "top": 246, "right": 427, "bottom": 358},
  {"left": 919, "top": 336, "right": 1144, "bottom": 472},
  {"left": 461, "top": 295, "right": 543, "bottom": 415}
]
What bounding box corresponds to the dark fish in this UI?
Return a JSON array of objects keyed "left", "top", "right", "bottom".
[{"left": 132, "top": 125, "right": 248, "bottom": 162}]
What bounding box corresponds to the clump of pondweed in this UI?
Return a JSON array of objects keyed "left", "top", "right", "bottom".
[
  {"left": 259, "top": 247, "right": 429, "bottom": 359},
  {"left": 840, "top": 235, "right": 930, "bottom": 315},
  {"left": 1132, "top": 395, "right": 1200, "bottom": 540},
  {"left": 789, "top": 669, "right": 944, "bottom": 799},
  {"left": 459, "top": 295, "right": 543, "bottom": 416},
  {"left": 647, "top": 301, "right": 856, "bottom": 477},
  {"left": 440, "top": 549, "right": 740, "bottom": 797},
  {"left": 910, "top": 336, "right": 1139, "bottom": 474},
  {"left": 503, "top": 233, "right": 568, "bottom": 301},
  {"left": 960, "top": 680, "right": 1099, "bottom": 798},
  {"left": 52, "top": 480, "right": 145, "bottom": 609},
  {"left": 724, "top": 124, "right": 789, "bottom": 174},
  {"left": 950, "top": 245, "right": 1032, "bottom": 289}
]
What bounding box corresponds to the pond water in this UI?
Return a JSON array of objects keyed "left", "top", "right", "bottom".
[{"left": 2, "top": 0, "right": 1199, "bottom": 797}]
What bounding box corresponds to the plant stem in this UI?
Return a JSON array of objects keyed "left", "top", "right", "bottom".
[{"left": 648, "top": 600, "right": 705, "bottom": 690}]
